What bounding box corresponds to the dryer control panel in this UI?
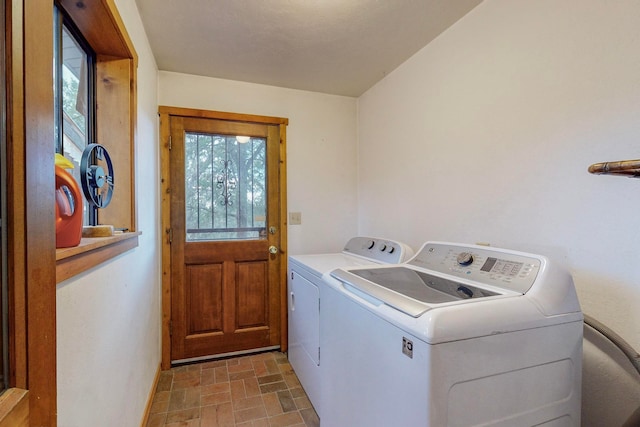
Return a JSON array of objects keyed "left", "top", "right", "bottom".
[
  {"left": 342, "top": 236, "right": 413, "bottom": 264},
  {"left": 408, "top": 242, "right": 542, "bottom": 294}
]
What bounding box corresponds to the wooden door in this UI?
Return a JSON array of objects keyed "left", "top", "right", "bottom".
[{"left": 169, "top": 116, "right": 282, "bottom": 362}]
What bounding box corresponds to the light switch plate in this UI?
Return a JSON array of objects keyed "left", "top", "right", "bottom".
[{"left": 289, "top": 212, "right": 302, "bottom": 225}]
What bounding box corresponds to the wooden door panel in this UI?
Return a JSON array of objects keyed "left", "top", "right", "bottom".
[
  {"left": 236, "top": 261, "right": 268, "bottom": 329},
  {"left": 184, "top": 240, "right": 267, "bottom": 263},
  {"left": 186, "top": 264, "right": 223, "bottom": 335}
]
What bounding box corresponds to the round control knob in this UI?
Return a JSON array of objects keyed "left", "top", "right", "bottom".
[
  {"left": 380, "top": 244, "right": 387, "bottom": 251},
  {"left": 367, "top": 240, "right": 375, "bottom": 249},
  {"left": 456, "top": 252, "right": 474, "bottom": 266}
]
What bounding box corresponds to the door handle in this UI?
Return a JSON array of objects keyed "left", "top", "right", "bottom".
[{"left": 269, "top": 245, "right": 278, "bottom": 254}]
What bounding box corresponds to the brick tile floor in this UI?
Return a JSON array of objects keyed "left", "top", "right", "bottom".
[{"left": 146, "top": 351, "right": 320, "bottom": 427}]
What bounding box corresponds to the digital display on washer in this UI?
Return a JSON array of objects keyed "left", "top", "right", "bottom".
[
  {"left": 480, "top": 257, "right": 524, "bottom": 277},
  {"left": 350, "top": 267, "right": 498, "bottom": 304}
]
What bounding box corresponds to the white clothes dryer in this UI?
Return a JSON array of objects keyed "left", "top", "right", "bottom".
[
  {"left": 323, "top": 241, "right": 583, "bottom": 427},
  {"left": 287, "top": 237, "right": 413, "bottom": 415}
]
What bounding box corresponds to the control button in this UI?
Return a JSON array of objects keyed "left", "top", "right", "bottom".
[
  {"left": 367, "top": 240, "right": 375, "bottom": 249},
  {"left": 380, "top": 244, "right": 387, "bottom": 251},
  {"left": 456, "top": 252, "right": 474, "bottom": 266},
  {"left": 388, "top": 246, "right": 395, "bottom": 253}
]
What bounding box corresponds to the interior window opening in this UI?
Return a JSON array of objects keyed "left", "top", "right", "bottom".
[{"left": 54, "top": 5, "right": 97, "bottom": 226}]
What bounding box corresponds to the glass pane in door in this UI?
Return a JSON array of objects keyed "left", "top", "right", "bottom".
[{"left": 184, "top": 133, "right": 267, "bottom": 241}]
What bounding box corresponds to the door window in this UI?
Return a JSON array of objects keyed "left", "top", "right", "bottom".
[{"left": 184, "top": 133, "right": 267, "bottom": 241}]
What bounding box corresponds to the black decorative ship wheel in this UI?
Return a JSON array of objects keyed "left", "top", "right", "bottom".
[{"left": 80, "top": 143, "right": 115, "bottom": 208}]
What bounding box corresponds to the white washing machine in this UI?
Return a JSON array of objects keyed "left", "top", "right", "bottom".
[
  {"left": 287, "top": 237, "right": 413, "bottom": 415},
  {"left": 322, "top": 241, "right": 583, "bottom": 427}
]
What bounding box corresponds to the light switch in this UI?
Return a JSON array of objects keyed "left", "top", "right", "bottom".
[{"left": 289, "top": 212, "right": 302, "bottom": 225}]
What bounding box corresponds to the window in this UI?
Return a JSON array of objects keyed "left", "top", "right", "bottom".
[
  {"left": 54, "top": 7, "right": 96, "bottom": 225},
  {"left": 54, "top": 0, "right": 139, "bottom": 283},
  {"left": 185, "top": 134, "right": 267, "bottom": 241}
]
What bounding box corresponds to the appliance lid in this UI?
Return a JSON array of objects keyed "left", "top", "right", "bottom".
[
  {"left": 330, "top": 266, "right": 507, "bottom": 317},
  {"left": 328, "top": 241, "right": 582, "bottom": 323},
  {"left": 352, "top": 266, "right": 499, "bottom": 302}
]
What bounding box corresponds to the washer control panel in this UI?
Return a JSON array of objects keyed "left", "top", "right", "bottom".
[
  {"left": 342, "top": 236, "right": 413, "bottom": 264},
  {"left": 408, "top": 242, "right": 542, "bottom": 294}
]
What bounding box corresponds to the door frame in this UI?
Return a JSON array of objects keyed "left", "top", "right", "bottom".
[{"left": 159, "top": 106, "right": 289, "bottom": 370}]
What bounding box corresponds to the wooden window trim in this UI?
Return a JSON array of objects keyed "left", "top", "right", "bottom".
[
  {"left": 54, "top": 0, "right": 139, "bottom": 284},
  {"left": 0, "top": 389, "right": 28, "bottom": 427},
  {"left": 5, "top": 0, "right": 56, "bottom": 424},
  {"left": 55, "top": 232, "right": 141, "bottom": 283}
]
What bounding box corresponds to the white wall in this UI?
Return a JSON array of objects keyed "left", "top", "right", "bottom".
[
  {"left": 358, "top": 0, "right": 640, "bottom": 352},
  {"left": 158, "top": 72, "right": 359, "bottom": 255},
  {"left": 56, "top": 0, "right": 161, "bottom": 426}
]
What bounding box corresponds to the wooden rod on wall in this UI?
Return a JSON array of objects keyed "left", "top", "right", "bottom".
[{"left": 588, "top": 159, "right": 640, "bottom": 178}]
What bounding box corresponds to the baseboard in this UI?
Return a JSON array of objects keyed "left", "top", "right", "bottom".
[{"left": 140, "top": 364, "right": 161, "bottom": 427}]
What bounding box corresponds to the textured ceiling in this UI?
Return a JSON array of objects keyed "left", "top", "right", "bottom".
[{"left": 135, "top": 0, "right": 482, "bottom": 97}]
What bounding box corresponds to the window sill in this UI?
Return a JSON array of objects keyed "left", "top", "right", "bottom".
[
  {"left": 56, "top": 231, "right": 141, "bottom": 283},
  {"left": 0, "top": 388, "right": 28, "bottom": 427}
]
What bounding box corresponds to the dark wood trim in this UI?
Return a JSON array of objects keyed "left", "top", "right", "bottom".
[
  {"left": 159, "top": 111, "right": 172, "bottom": 370},
  {"left": 6, "top": 0, "right": 27, "bottom": 392},
  {"left": 4, "top": 3, "right": 31, "bottom": 424},
  {"left": 23, "top": 0, "right": 57, "bottom": 425},
  {"left": 58, "top": 0, "right": 137, "bottom": 62},
  {"left": 278, "top": 124, "right": 288, "bottom": 352},
  {"left": 158, "top": 106, "right": 289, "bottom": 126}
]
